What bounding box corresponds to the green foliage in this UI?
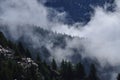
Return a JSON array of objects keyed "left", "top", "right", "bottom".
[
  {"left": 86, "top": 64, "right": 100, "bottom": 80},
  {"left": 25, "top": 49, "right": 32, "bottom": 58},
  {"left": 51, "top": 59, "right": 57, "bottom": 70},
  {"left": 0, "top": 60, "right": 23, "bottom": 80},
  {"left": 36, "top": 53, "right": 41, "bottom": 63},
  {"left": 60, "top": 60, "right": 74, "bottom": 80},
  {"left": 0, "top": 32, "right": 8, "bottom": 47},
  {"left": 75, "top": 62, "right": 86, "bottom": 80}
]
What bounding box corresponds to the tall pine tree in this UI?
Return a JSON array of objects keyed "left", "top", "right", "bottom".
[
  {"left": 51, "top": 59, "right": 57, "bottom": 70},
  {"left": 75, "top": 62, "right": 86, "bottom": 80},
  {"left": 117, "top": 73, "right": 120, "bottom": 80},
  {"left": 87, "top": 64, "right": 99, "bottom": 80}
]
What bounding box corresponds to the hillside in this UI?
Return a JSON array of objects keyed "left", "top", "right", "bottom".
[{"left": 0, "top": 28, "right": 114, "bottom": 80}]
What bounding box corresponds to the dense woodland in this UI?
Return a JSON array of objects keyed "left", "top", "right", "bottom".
[{"left": 0, "top": 31, "right": 119, "bottom": 80}]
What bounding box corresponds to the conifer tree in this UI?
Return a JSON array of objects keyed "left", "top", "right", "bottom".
[
  {"left": 87, "top": 64, "right": 99, "bottom": 80},
  {"left": 36, "top": 53, "right": 41, "bottom": 63},
  {"left": 0, "top": 32, "right": 8, "bottom": 47},
  {"left": 25, "top": 49, "right": 31, "bottom": 58},
  {"left": 51, "top": 59, "right": 57, "bottom": 70},
  {"left": 66, "top": 62, "right": 73, "bottom": 80},
  {"left": 75, "top": 62, "right": 86, "bottom": 80},
  {"left": 117, "top": 73, "right": 120, "bottom": 80},
  {"left": 18, "top": 42, "right": 26, "bottom": 55}
]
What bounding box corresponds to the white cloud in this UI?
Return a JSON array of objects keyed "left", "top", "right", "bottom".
[
  {"left": 82, "top": 5, "right": 120, "bottom": 67},
  {"left": 1, "top": 0, "right": 120, "bottom": 69},
  {"left": 0, "top": 0, "right": 49, "bottom": 28}
]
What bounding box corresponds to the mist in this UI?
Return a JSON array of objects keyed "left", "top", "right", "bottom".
[
  {"left": 0, "top": 0, "right": 120, "bottom": 75},
  {"left": 0, "top": 0, "right": 83, "bottom": 62},
  {"left": 50, "top": 0, "right": 120, "bottom": 68}
]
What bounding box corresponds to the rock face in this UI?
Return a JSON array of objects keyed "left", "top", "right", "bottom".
[
  {"left": 0, "top": 45, "right": 14, "bottom": 59},
  {"left": 0, "top": 43, "right": 42, "bottom": 80},
  {"left": 18, "top": 57, "right": 38, "bottom": 69},
  {"left": 0, "top": 44, "right": 38, "bottom": 69}
]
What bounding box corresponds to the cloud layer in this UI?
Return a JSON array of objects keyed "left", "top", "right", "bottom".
[{"left": 0, "top": 0, "right": 120, "bottom": 69}]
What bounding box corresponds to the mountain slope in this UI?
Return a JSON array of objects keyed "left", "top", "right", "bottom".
[{"left": 0, "top": 31, "right": 104, "bottom": 80}]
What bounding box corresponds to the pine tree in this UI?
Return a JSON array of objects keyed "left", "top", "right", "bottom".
[
  {"left": 25, "top": 49, "right": 31, "bottom": 58},
  {"left": 66, "top": 62, "right": 73, "bottom": 80},
  {"left": 117, "top": 73, "right": 120, "bottom": 80},
  {"left": 60, "top": 60, "right": 67, "bottom": 80},
  {"left": 36, "top": 53, "right": 42, "bottom": 70},
  {"left": 0, "top": 32, "right": 8, "bottom": 47},
  {"left": 18, "top": 42, "right": 26, "bottom": 55},
  {"left": 87, "top": 64, "right": 99, "bottom": 80},
  {"left": 51, "top": 59, "right": 57, "bottom": 70},
  {"left": 75, "top": 62, "right": 86, "bottom": 80},
  {"left": 60, "top": 60, "right": 74, "bottom": 80},
  {"left": 36, "top": 53, "right": 41, "bottom": 62}
]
